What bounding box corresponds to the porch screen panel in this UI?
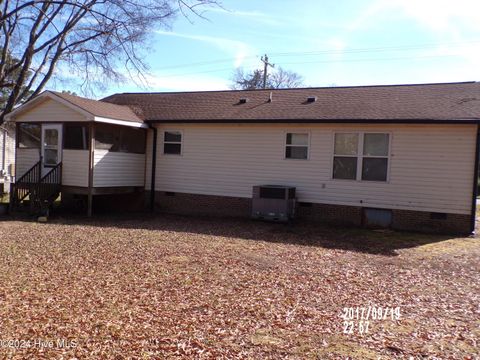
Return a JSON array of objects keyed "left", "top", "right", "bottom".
[
  {"left": 65, "top": 125, "right": 89, "bottom": 150},
  {"left": 18, "top": 123, "right": 41, "bottom": 148},
  {"left": 95, "top": 123, "right": 145, "bottom": 153}
]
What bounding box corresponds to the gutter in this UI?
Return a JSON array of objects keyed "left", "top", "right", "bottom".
[
  {"left": 148, "top": 125, "right": 157, "bottom": 212},
  {"left": 470, "top": 124, "right": 480, "bottom": 234},
  {"left": 144, "top": 118, "right": 480, "bottom": 125}
]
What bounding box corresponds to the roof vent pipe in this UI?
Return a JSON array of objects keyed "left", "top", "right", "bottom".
[
  {"left": 307, "top": 96, "right": 317, "bottom": 103},
  {"left": 268, "top": 92, "right": 273, "bottom": 102}
]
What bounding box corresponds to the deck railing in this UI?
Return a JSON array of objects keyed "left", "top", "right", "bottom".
[
  {"left": 10, "top": 160, "right": 62, "bottom": 214},
  {"left": 10, "top": 160, "right": 42, "bottom": 207}
]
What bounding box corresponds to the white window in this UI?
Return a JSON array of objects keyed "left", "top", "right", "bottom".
[
  {"left": 163, "top": 131, "right": 182, "bottom": 155},
  {"left": 285, "top": 133, "right": 309, "bottom": 159},
  {"left": 333, "top": 132, "right": 390, "bottom": 181}
]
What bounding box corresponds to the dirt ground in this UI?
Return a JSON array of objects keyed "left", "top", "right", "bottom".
[{"left": 0, "top": 213, "right": 479, "bottom": 359}]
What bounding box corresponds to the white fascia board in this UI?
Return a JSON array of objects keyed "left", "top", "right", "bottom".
[{"left": 93, "top": 116, "right": 147, "bottom": 128}]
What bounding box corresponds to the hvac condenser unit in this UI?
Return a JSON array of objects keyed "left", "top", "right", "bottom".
[{"left": 251, "top": 185, "right": 296, "bottom": 222}]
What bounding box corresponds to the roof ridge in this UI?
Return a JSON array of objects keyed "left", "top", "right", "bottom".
[
  {"left": 49, "top": 90, "right": 123, "bottom": 107},
  {"left": 105, "top": 81, "right": 478, "bottom": 97}
]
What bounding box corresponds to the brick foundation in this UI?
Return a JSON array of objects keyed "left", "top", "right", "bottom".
[
  {"left": 391, "top": 209, "right": 471, "bottom": 235},
  {"left": 296, "top": 202, "right": 363, "bottom": 226},
  {"left": 153, "top": 191, "right": 251, "bottom": 218},
  {"left": 61, "top": 191, "right": 145, "bottom": 213},
  {"left": 150, "top": 191, "right": 472, "bottom": 234}
]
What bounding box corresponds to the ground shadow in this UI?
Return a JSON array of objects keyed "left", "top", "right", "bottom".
[{"left": 1, "top": 209, "right": 465, "bottom": 257}]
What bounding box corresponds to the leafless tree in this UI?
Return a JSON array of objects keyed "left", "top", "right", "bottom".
[
  {"left": 0, "top": 0, "right": 218, "bottom": 122},
  {"left": 231, "top": 66, "right": 303, "bottom": 90},
  {"left": 230, "top": 68, "right": 264, "bottom": 90},
  {"left": 269, "top": 67, "right": 304, "bottom": 89}
]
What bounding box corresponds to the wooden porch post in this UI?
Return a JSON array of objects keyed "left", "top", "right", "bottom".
[{"left": 87, "top": 122, "right": 95, "bottom": 217}]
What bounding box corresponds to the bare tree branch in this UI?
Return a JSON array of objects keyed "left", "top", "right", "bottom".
[
  {"left": 0, "top": 0, "right": 220, "bottom": 122},
  {"left": 231, "top": 66, "right": 304, "bottom": 90}
]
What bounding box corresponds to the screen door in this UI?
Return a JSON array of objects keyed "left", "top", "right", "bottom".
[{"left": 41, "top": 124, "right": 62, "bottom": 175}]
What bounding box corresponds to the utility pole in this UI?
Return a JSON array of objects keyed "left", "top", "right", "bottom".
[{"left": 261, "top": 54, "right": 274, "bottom": 89}]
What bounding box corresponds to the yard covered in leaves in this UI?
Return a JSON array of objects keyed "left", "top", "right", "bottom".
[{"left": 0, "top": 214, "right": 479, "bottom": 359}]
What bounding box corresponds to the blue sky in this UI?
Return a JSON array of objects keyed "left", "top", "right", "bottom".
[{"left": 102, "top": 0, "right": 480, "bottom": 95}]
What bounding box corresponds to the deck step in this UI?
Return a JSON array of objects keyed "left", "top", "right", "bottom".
[{"left": 10, "top": 161, "right": 62, "bottom": 216}]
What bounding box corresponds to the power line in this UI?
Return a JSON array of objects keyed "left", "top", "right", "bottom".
[
  {"left": 156, "top": 53, "right": 465, "bottom": 79},
  {"left": 280, "top": 54, "right": 463, "bottom": 66},
  {"left": 152, "top": 39, "right": 480, "bottom": 72},
  {"left": 270, "top": 39, "right": 480, "bottom": 57}
]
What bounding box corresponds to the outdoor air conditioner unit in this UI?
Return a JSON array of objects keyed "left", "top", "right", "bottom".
[{"left": 251, "top": 185, "right": 296, "bottom": 222}]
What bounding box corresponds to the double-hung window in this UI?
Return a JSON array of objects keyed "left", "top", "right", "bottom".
[
  {"left": 285, "top": 133, "right": 309, "bottom": 159},
  {"left": 163, "top": 131, "right": 182, "bottom": 155},
  {"left": 333, "top": 132, "right": 390, "bottom": 181}
]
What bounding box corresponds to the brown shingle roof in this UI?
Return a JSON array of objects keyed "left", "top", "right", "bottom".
[
  {"left": 50, "top": 91, "right": 143, "bottom": 123},
  {"left": 102, "top": 81, "right": 480, "bottom": 123}
]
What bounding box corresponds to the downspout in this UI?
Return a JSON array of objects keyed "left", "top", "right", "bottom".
[
  {"left": 470, "top": 124, "right": 480, "bottom": 234},
  {"left": 149, "top": 125, "right": 157, "bottom": 212}
]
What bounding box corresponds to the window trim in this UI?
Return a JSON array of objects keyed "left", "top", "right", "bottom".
[
  {"left": 162, "top": 130, "right": 183, "bottom": 156},
  {"left": 332, "top": 131, "right": 391, "bottom": 182},
  {"left": 284, "top": 131, "right": 310, "bottom": 160}
]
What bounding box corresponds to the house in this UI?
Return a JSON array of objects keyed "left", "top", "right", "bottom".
[{"left": 5, "top": 81, "right": 480, "bottom": 234}]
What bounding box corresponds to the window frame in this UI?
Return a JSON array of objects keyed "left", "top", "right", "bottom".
[
  {"left": 284, "top": 131, "right": 310, "bottom": 160},
  {"left": 162, "top": 130, "right": 183, "bottom": 156},
  {"left": 332, "top": 131, "right": 391, "bottom": 182}
]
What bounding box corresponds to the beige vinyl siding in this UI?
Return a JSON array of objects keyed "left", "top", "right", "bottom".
[
  {"left": 152, "top": 123, "right": 476, "bottom": 215},
  {"left": 62, "top": 150, "right": 89, "bottom": 187},
  {"left": 93, "top": 149, "right": 145, "bottom": 187},
  {"left": 15, "top": 98, "right": 86, "bottom": 123},
  {"left": 16, "top": 148, "right": 40, "bottom": 178}
]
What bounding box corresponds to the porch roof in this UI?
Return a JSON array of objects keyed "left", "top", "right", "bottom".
[{"left": 5, "top": 91, "right": 145, "bottom": 128}]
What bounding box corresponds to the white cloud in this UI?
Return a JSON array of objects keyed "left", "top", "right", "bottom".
[
  {"left": 347, "top": 0, "right": 389, "bottom": 31},
  {"left": 145, "top": 72, "right": 229, "bottom": 92},
  {"left": 350, "top": 0, "right": 480, "bottom": 32},
  {"left": 155, "top": 30, "right": 255, "bottom": 68},
  {"left": 393, "top": 0, "right": 480, "bottom": 32},
  {"left": 345, "top": 0, "right": 480, "bottom": 68}
]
